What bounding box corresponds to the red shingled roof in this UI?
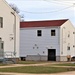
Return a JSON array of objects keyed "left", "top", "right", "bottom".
[{"left": 20, "top": 19, "right": 68, "bottom": 28}]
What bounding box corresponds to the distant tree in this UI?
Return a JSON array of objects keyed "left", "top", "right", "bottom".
[
  {"left": 9, "top": 3, "right": 24, "bottom": 21},
  {"left": 9, "top": 3, "right": 19, "bottom": 13},
  {"left": 20, "top": 14, "right": 25, "bottom": 22}
]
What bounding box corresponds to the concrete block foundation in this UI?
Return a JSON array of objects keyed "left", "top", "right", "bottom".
[{"left": 25, "top": 55, "right": 68, "bottom": 62}]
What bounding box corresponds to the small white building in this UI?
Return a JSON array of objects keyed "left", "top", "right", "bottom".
[
  {"left": 0, "top": 0, "right": 20, "bottom": 62},
  {"left": 20, "top": 19, "right": 75, "bottom": 61}
]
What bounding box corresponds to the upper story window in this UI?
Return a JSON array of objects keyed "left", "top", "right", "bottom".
[
  {"left": 37, "top": 30, "right": 42, "bottom": 37},
  {"left": 0, "top": 17, "right": 3, "bottom": 28},
  {"left": 51, "top": 30, "right": 56, "bottom": 36}
]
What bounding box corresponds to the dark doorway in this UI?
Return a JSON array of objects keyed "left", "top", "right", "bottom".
[{"left": 48, "top": 49, "right": 56, "bottom": 61}]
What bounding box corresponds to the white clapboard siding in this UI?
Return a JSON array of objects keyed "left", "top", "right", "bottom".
[{"left": 20, "top": 27, "right": 60, "bottom": 57}]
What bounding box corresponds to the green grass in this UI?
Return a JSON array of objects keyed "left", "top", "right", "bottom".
[
  {"left": 0, "top": 64, "right": 7, "bottom": 66},
  {"left": 18, "top": 61, "right": 47, "bottom": 64},
  {"left": 0, "top": 66, "right": 75, "bottom": 74},
  {"left": 54, "top": 63, "right": 75, "bottom": 66}
]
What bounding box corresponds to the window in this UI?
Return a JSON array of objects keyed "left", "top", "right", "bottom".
[
  {"left": 67, "top": 46, "right": 70, "bottom": 50},
  {"left": 73, "top": 45, "right": 75, "bottom": 47},
  {"left": 73, "top": 32, "right": 75, "bottom": 34},
  {"left": 0, "top": 38, "right": 2, "bottom": 41},
  {"left": 0, "top": 17, "right": 3, "bottom": 28},
  {"left": 68, "top": 34, "right": 70, "bottom": 37},
  {"left": 68, "top": 31, "right": 70, "bottom": 38},
  {"left": 1, "top": 43, "right": 3, "bottom": 49},
  {"left": 51, "top": 30, "right": 56, "bottom": 36},
  {"left": 37, "top": 30, "right": 42, "bottom": 36}
]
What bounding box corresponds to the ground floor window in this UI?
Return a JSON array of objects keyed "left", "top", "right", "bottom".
[{"left": 67, "top": 46, "right": 70, "bottom": 50}]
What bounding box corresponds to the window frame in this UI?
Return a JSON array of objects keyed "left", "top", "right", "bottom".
[
  {"left": 51, "top": 30, "right": 56, "bottom": 36},
  {"left": 0, "top": 17, "right": 3, "bottom": 28},
  {"left": 37, "top": 30, "right": 42, "bottom": 37}
]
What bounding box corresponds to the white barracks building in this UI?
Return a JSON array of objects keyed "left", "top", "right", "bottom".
[
  {"left": 0, "top": 0, "right": 20, "bottom": 62},
  {"left": 20, "top": 19, "right": 75, "bottom": 61}
]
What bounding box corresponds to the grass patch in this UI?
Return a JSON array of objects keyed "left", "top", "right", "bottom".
[
  {"left": 0, "top": 64, "right": 7, "bottom": 66},
  {"left": 54, "top": 63, "right": 75, "bottom": 66},
  {"left": 0, "top": 66, "right": 75, "bottom": 74},
  {"left": 18, "top": 61, "right": 46, "bottom": 64}
]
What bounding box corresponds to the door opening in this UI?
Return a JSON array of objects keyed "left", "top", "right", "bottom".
[
  {"left": 0, "top": 41, "right": 4, "bottom": 58},
  {"left": 48, "top": 49, "right": 56, "bottom": 61}
]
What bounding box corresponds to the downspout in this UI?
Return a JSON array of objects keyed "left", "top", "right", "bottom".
[
  {"left": 61, "top": 27, "right": 63, "bottom": 55},
  {"left": 11, "top": 12, "right": 16, "bottom": 57}
]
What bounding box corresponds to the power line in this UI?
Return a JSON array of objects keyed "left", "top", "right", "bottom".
[
  {"left": 20, "top": 5, "right": 73, "bottom": 14},
  {"left": 43, "top": 0, "right": 74, "bottom": 6}
]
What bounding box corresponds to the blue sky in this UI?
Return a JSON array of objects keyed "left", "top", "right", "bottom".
[{"left": 6, "top": 0, "right": 75, "bottom": 26}]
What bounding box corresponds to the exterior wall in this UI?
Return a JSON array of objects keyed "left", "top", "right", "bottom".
[
  {"left": 0, "top": 0, "right": 20, "bottom": 58},
  {"left": 20, "top": 27, "right": 60, "bottom": 61},
  {"left": 60, "top": 20, "right": 75, "bottom": 61}
]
